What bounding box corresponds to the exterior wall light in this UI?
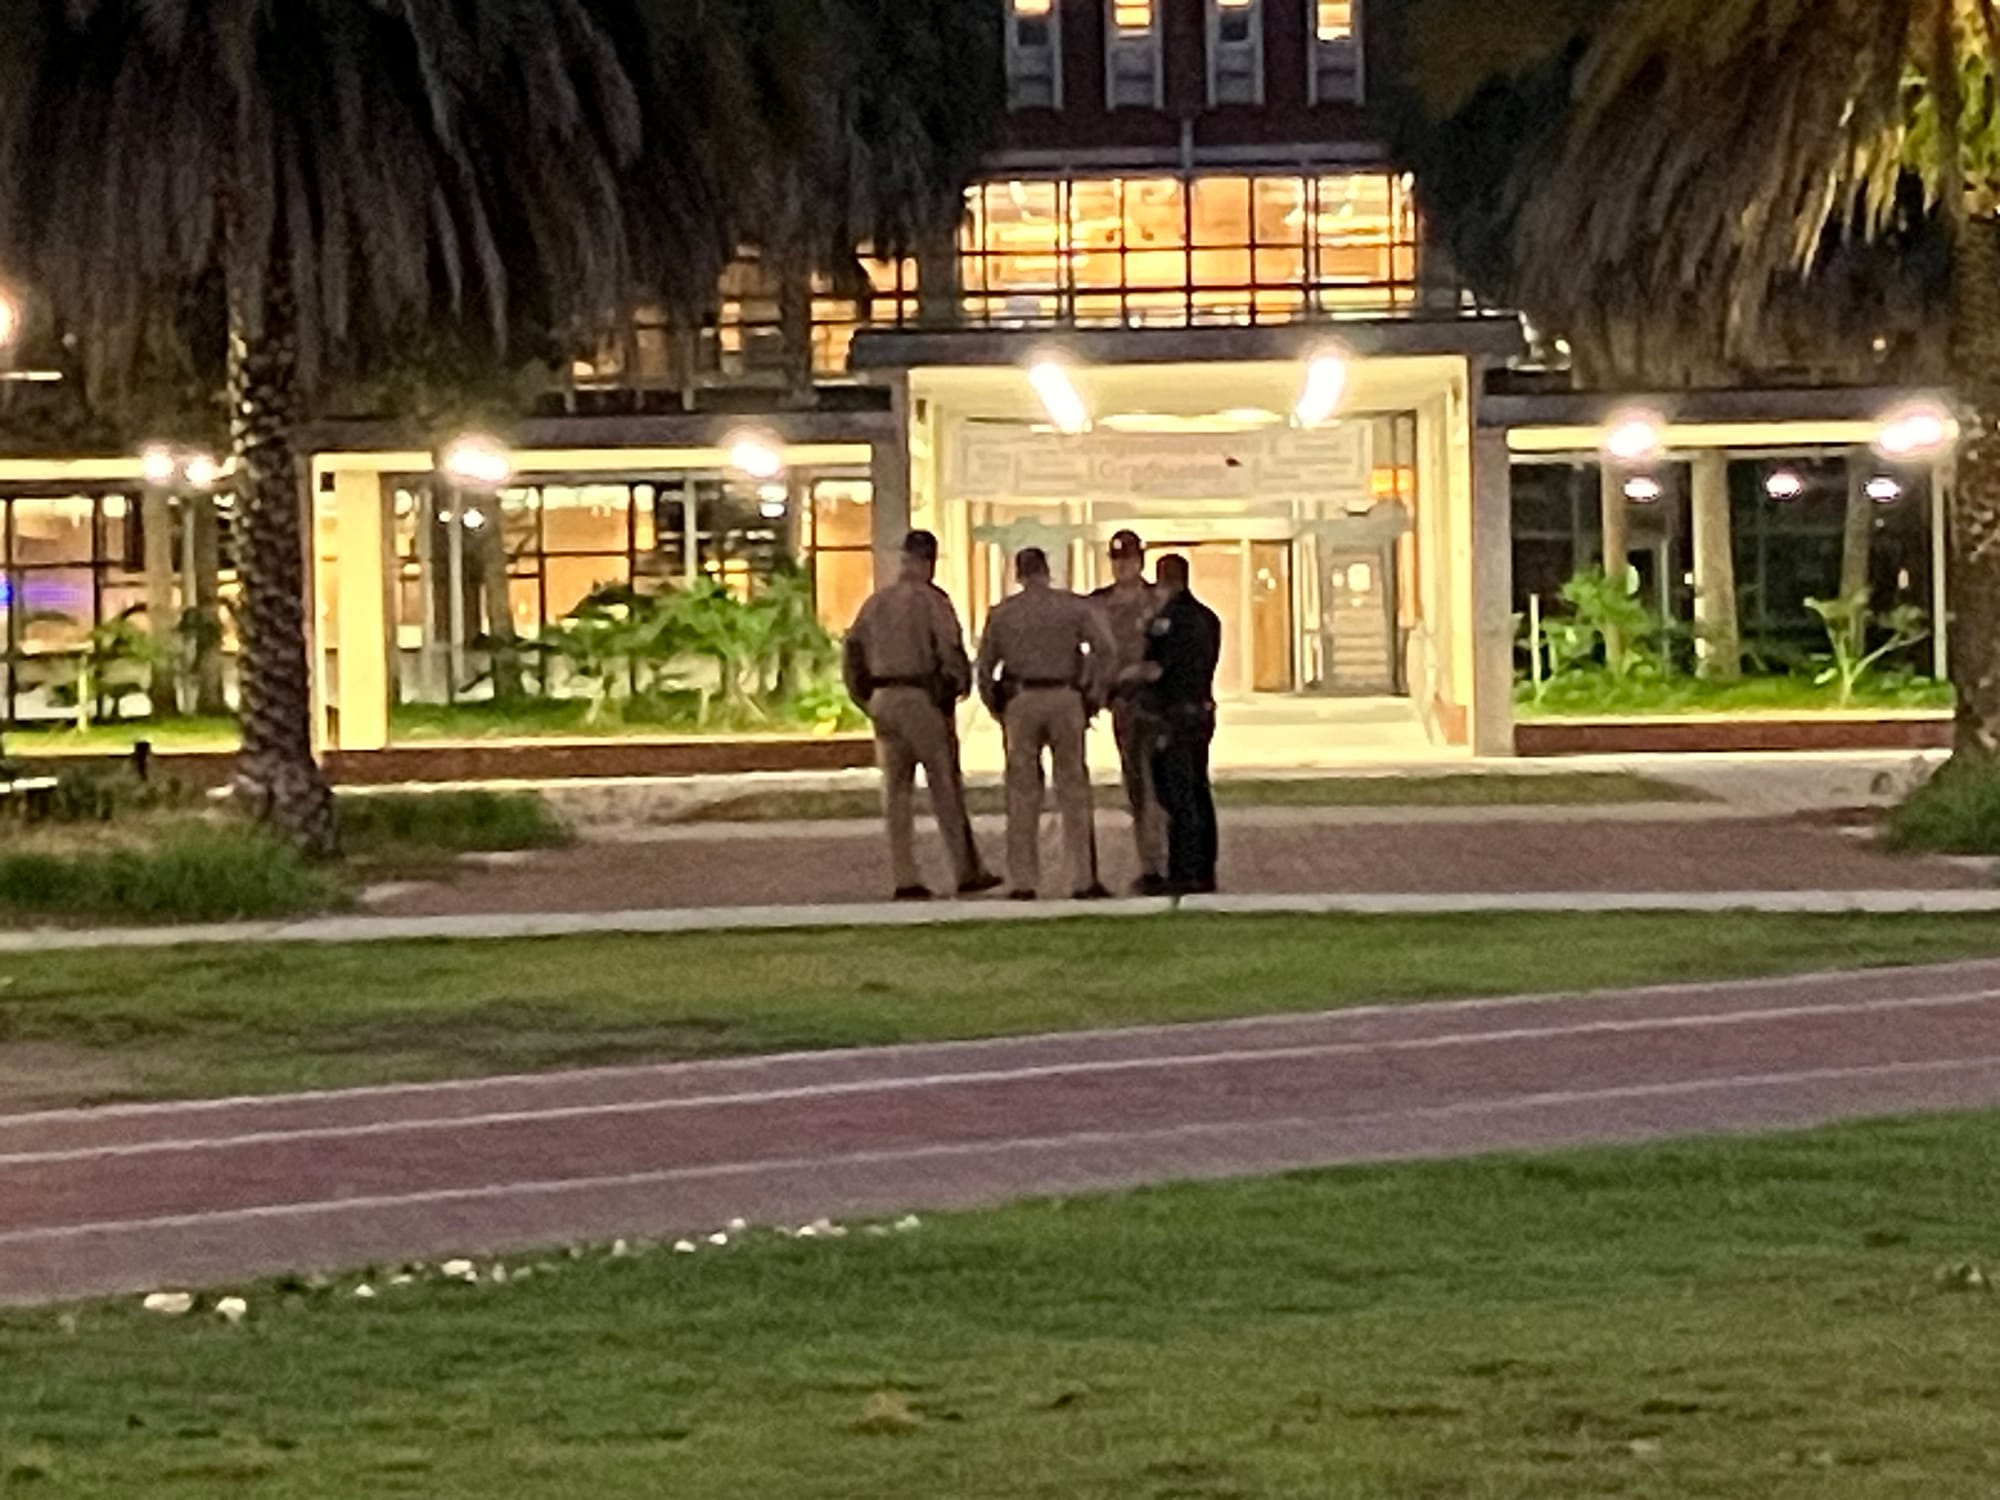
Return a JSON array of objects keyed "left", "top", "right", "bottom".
[
  {"left": 0, "top": 286, "right": 20, "bottom": 350},
  {"left": 1026, "top": 355, "right": 1091, "bottom": 434},
  {"left": 1602, "top": 411, "right": 1665, "bottom": 465},
  {"left": 182, "top": 453, "right": 220, "bottom": 490},
  {"left": 726, "top": 431, "right": 786, "bottom": 480},
  {"left": 1622, "top": 475, "right": 1663, "bottom": 503},
  {"left": 440, "top": 435, "right": 513, "bottom": 487},
  {"left": 1874, "top": 402, "right": 1957, "bottom": 460},
  {"left": 1866, "top": 476, "right": 1904, "bottom": 503},
  {"left": 757, "top": 481, "right": 789, "bottom": 520},
  {"left": 1293, "top": 348, "right": 1350, "bottom": 429},
  {"left": 1764, "top": 469, "right": 1804, "bottom": 501},
  {"left": 140, "top": 445, "right": 178, "bottom": 485}
]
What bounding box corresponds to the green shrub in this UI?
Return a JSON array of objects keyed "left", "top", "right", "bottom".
[
  {"left": 1885, "top": 758, "right": 2000, "bottom": 855},
  {"left": 0, "top": 823, "right": 343, "bottom": 924},
  {"left": 337, "top": 789, "right": 569, "bottom": 856},
  {"left": 40, "top": 766, "right": 200, "bottom": 823}
]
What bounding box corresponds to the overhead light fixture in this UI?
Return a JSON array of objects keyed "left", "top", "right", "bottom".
[
  {"left": 182, "top": 453, "right": 220, "bottom": 490},
  {"left": 1866, "top": 475, "right": 1904, "bottom": 503},
  {"left": 1293, "top": 348, "right": 1350, "bottom": 429},
  {"left": 1603, "top": 410, "right": 1665, "bottom": 465},
  {"left": 440, "top": 434, "right": 512, "bottom": 486},
  {"left": 725, "top": 431, "right": 786, "bottom": 480},
  {"left": 1875, "top": 401, "right": 1957, "bottom": 461},
  {"left": 1026, "top": 355, "right": 1090, "bottom": 434},
  {"left": 140, "top": 445, "right": 177, "bottom": 485},
  {"left": 1623, "top": 475, "right": 1663, "bottom": 504},
  {"left": 1764, "top": 469, "right": 1804, "bottom": 501}
]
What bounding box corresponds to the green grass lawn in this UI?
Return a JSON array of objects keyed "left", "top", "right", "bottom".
[
  {"left": 2, "top": 716, "right": 240, "bottom": 756},
  {"left": 7, "top": 1111, "right": 2000, "bottom": 1496},
  {"left": 1518, "top": 671, "right": 1955, "bottom": 720},
  {"left": 6, "top": 912, "right": 2000, "bottom": 1105},
  {"left": 686, "top": 770, "right": 1695, "bottom": 822}
]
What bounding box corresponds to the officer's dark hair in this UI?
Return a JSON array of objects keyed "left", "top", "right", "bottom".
[
  {"left": 1157, "top": 554, "right": 1191, "bottom": 588},
  {"left": 1016, "top": 547, "right": 1050, "bottom": 580},
  {"left": 901, "top": 530, "right": 939, "bottom": 564}
]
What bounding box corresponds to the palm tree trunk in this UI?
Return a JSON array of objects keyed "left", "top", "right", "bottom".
[
  {"left": 1948, "top": 215, "right": 2000, "bottom": 758},
  {"left": 777, "top": 266, "right": 814, "bottom": 405},
  {"left": 225, "top": 259, "right": 338, "bottom": 853},
  {"left": 142, "top": 484, "right": 180, "bottom": 714},
  {"left": 1690, "top": 448, "right": 1740, "bottom": 680},
  {"left": 1943, "top": 213, "right": 2000, "bottom": 754},
  {"left": 188, "top": 494, "right": 228, "bottom": 716},
  {"left": 1839, "top": 447, "right": 1874, "bottom": 657}
]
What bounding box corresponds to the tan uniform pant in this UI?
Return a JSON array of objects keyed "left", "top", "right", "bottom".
[
  {"left": 871, "top": 687, "right": 980, "bottom": 891},
  {"left": 1111, "top": 697, "right": 1168, "bottom": 879},
  {"left": 1003, "top": 688, "right": 1096, "bottom": 894}
]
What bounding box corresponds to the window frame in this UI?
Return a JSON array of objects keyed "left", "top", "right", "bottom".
[
  {"left": 1006, "top": 0, "right": 1064, "bottom": 111},
  {"left": 1104, "top": 0, "right": 1162, "bottom": 110},
  {"left": 1307, "top": 0, "right": 1365, "bottom": 105},
  {"left": 1207, "top": 0, "right": 1265, "bottom": 108}
]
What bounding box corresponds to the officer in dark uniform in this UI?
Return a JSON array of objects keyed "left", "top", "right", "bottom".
[{"left": 1140, "top": 554, "right": 1222, "bottom": 895}]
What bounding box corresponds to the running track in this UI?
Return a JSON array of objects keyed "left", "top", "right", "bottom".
[{"left": 9, "top": 959, "right": 2000, "bottom": 1305}]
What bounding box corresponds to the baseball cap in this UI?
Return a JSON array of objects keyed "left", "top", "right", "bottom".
[{"left": 1108, "top": 530, "right": 1145, "bottom": 560}]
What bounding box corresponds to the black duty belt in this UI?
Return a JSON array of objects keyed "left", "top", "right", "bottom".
[
  {"left": 871, "top": 675, "right": 934, "bottom": 689},
  {"left": 1012, "top": 678, "right": 1079, "bottom": 691}
]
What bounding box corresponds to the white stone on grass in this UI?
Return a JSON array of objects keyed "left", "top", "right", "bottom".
[
  {"left": 215, "top": 1297, "right": 249, "bottom": 1326},
  {"left": 673, "top": 1239, "right": 698, "bottom": 1254},
  {"left": 142, "top": 1292, "right": 193, "bottom": 1317},
  {"left": 352, "top": 1285, "right": 377, "bottom": 1300}
]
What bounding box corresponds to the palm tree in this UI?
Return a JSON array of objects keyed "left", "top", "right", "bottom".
[
  {"left": 0, "top": 0, "right": 703, "bottom": 851},
  {"left": 1508, "top": 0, "right": 2000, "bottom": 755},
  {"left": 644, "top": 0, "right": 1004, "bottom": 384}
]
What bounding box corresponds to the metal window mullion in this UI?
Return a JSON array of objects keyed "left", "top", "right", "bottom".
[{"left": 1181, "top": 172, "right": 1194, "bottom": 326}]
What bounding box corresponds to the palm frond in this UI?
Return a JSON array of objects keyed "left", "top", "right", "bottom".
[{"left": 1516, "top": 0, "right": 1927, "bottom": 360}]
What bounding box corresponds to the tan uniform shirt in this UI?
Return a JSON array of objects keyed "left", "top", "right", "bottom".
[
  {"left": 975, "top": 583, "right": 1118, "bottom": 713},
  {"left": 845, "top": 579, "right": 971, "bottom": 706},
  {"left": 1089, "top": 581, "right": 1161, "bottom": 675}
]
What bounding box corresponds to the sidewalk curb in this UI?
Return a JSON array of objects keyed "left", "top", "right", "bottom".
[{"left": 4, "top": 889, "right": 2000, "bottom": 955}]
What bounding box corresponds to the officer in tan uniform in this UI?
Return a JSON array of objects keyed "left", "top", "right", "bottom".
[
  {"left": 1088, "top": 530, "right": 1168, "bottom": 896},
  {"left": 844, "top": 531, "right": 1002, "bottom": 902},
  {"left": 975, "top": 547, "right": 1117, "bottom": 901}
]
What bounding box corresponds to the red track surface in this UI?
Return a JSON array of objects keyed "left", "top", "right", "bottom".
[{"left": 8, "top": 959, "right": 2000, "bottom": 1305}]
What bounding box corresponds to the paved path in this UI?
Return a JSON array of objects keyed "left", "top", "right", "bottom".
[
  {"left": 372, "top": 808, "right": 1983, "bottom": 918},
  {"left": 8, "top": 888, "right": 2000, "bottom": 956},
  {"left": 8, "top": 959, "right": 2000, "bottom": 1304}
]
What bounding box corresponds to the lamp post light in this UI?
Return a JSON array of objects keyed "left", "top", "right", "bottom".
[{"left": 1874, "top": 401, "right": 1958, "bottom": 463}]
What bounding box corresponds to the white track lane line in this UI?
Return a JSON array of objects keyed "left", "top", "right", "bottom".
[
  {"left": 7, "top": 987, "right": 1999, "bottom": 1169},
  {"left": 12, "top": 957, "right": 2000, "bottom": 1132},
  {"left": 9, "top": 1053, "right": 2000, "bottom": 1249}
]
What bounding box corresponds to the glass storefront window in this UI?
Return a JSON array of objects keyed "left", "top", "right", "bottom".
[{"left": 391, "top": 471, "right": 872, "bottom": 705}]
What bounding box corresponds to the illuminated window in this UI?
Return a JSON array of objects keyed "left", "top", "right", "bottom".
[
  {"left": 1310, "top": 0, "right": 1362, "bottom": 102},
  {"left": 1106, "top": 0, "right": 1159, "bottom": 108},
  {"left": 1208, "top": 0, "right": 1262, "bottom": 107},
  {"left": 1008, "top": 0, "right": 1061, "bottom": 109},
  {"left": 955, "top": 172, "right": 1417, "bottom": 329}
]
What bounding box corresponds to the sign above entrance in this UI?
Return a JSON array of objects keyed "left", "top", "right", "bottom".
[{"left": 953, "top": 423, "right": 1374, "bottom": 505}]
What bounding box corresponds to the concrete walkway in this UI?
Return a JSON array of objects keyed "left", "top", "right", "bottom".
[{"left": 4, "top": 887, "right": 2000, "bottom": 957}]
